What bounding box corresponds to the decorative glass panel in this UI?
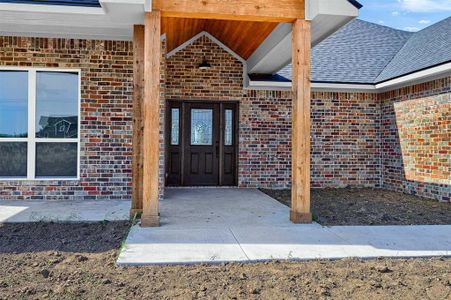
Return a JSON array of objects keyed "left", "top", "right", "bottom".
[
  {"left": 190, "top": 109, "right": 213, "bottom": 145},
  {"left": 0, "top": 71, "right": 28, "bottom": 138},
  {"left": 0, "top": 142, "right": 27, "bottom": 177},
  {"left": 36, "top": 72, "right": 78, "bottom": 138},
  {"left": 225, "top": 109, "right": 233, "bottom": 146},
  {"left": 36, "top": 143, "right": 77, "bottom": 177},
  {"left": 171, "top": 108, "right": 179, "bottom": 145}
]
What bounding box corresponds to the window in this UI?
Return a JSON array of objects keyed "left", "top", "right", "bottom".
[{"left": 0, "top": 68, "right": 80, "bottom": 180}]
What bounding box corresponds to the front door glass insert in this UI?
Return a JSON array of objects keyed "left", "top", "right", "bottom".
[
  {"left": 190, "top": 109, "right": 213, "bottom": 145},
  {"left": 171, "top": 108, "right": 179, "bottom": 145},
  {"left": 224, "top": 109, "right": 233, "bottom": 146}
]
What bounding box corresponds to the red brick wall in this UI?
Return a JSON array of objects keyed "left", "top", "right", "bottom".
[
  {"left": 1, "top": 34, "right": 449, "bottom": 202},
  {"left": 311, "top": 91, "right": 381, "bottom": 188},
  {"left": 240, "top": 90, "right": 292, "bottom": 188},
  {"left": 166, "top": 36, "right": 294, "bottom": 188},
  {"left": 166, "top": 35, "right": 382, "bottom": 188},
  {"left": 166, "top": 35, "right": 243, "bottom": 101},
  {"left": 380, "top": 77, "right": 451, "bottom": 202},
  {"left": 0, "top": 36, "right": 134, "bottom": 200}
]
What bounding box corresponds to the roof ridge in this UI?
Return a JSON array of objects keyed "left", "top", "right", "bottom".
[
  {"left": 355, "top": 19, "right": 412, "bottom": 34},
  {"left": 375, "top": 16, "right": 451, "bottom": 83},
  {"left": 414, "top": 16, "right": 451, "bottom": 33},
  {"left": 373, "top": 30, "right": 415, "bottom": 82}
]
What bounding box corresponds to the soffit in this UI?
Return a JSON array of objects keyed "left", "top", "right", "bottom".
[{"left": 161, "top": 17, "right": 277, "bottom": 59}]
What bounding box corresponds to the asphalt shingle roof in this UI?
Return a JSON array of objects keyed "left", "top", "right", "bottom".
[
  {"left": 277, "top": 17, "right": 451, "bottom": 84},
  {"left": 376, "top": 17, "right": 451, "bottom": 83}
]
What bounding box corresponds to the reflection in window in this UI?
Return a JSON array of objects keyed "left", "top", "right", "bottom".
[
  {"left": 0, "top": 69, "right": 79, "bottom": 179},
  {"left": 36, "top": 72, "right": 78, "bottom": 138},
  {"left": 0, "top": 71, "right": 28, "bottom": 138},
  {"left": 191, "top": 109, "right": 213, "bottom": 145},
  {"left": 225, "top": 109, "right": 233, "bottom": 146},
  {"left": 171, "top": 108, "right": 179, "bottom": 145},
  {"left": 0, "top": 143, "right": 27, "bottom": 177},
  {"left": 36, "top": 143, "right": 77, "bottom": 178}
]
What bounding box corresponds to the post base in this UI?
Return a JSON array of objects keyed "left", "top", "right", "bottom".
[
  {"left": 129, "top": 208, "right": 143, "bottom": 218},
  {"left": 140, "top": 214, "right": 160, "bottom": 227},
  {"left": 290, "top": 211, "right": 312, "bottom": 224}
]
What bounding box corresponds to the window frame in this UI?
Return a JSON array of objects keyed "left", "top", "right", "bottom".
[{"left": 0, "top": 66, "right": 81, "bottom": 181}]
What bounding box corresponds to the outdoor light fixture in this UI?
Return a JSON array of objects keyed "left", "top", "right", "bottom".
[{"left": 198, "top": 57, "right": 211, "bottom": 70}]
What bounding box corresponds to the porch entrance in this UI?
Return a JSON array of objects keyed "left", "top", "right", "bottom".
[{"left": 166, "top": 101, "right": 238, "bottom": 186}]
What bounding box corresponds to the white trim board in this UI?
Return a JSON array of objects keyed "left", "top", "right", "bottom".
[
  {"left": 0, "top": 0, "right": 146, "bottom": 41},
  {"left": 248, "top": 62, "right": 451, "bottom": 92},
  {"left": 166, "top": 31, "right": 249, "bottom": 89}
]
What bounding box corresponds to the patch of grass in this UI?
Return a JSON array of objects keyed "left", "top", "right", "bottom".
[
  {"left": 312, "top": 213, "right": 319, "bottom": 222},
  {"left": 118, "top": 212, "right": 141, "bottom": 254}
]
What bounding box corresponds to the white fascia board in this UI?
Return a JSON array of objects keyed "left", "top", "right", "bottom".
[
  {"left": 145, "top": 0, "right": 152, "bottom": 12},
  {"left": 375, "top": 62, "right": 451, "bottom": 91},
  {"left": 247, "top": 63, "right": 451, "bottom": 92},
  {"left": 247, "top": 80, "right": 291, "bottom": 91},
  {"left": 0, "top": 2, "right": 104, "bottom": 14},
  {"left": 0, "top": 23, "right": 132, "bottom": 41},
  {"left": 311, "top": 82, "right": 376, "bottom": 92},
  {"left": 307, "top": 0, "right": 358, "bottom": 20},
  {"left": 247, "top": 0, "right": 359, "bottom": 74}
]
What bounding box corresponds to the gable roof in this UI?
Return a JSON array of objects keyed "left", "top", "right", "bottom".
[
  {"left": 376, "top": 17, "right": 451, "bottom": 83},
  {"left": 277, "top": 17, "right": 451, "bottom": 84}
]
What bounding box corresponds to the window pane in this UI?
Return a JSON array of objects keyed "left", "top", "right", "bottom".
[
  {"left": 171, "top": 108, "right": 179, "bottom": 145},
  {"left": 225, "top": 109, "right": 233, "bottom": 146},
  {"left": 0, "top": 142, "right": 27, "bottom": 177},
  {"left": 36, "top": 72, "right": 78, "bottom": 138},
  {"left": 36, "top": 143, "right": 77, "bottom": 178},
  {"left": 0, "top": 71, "right": 28, "bottom": 138},
  {"left": 191, "top": 109, "right": 213, "bottom": 145}
]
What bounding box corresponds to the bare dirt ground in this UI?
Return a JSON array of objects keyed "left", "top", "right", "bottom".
[
  {"left": 0, "top": 221, "right": 450, "bottom": 299},
  {"left": 260, "top": 188, "right": 451, "bottom": 226}
]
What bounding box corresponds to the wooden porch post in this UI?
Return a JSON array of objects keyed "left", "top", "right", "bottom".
[
  {"left": 290, "top": 19, "right": 312, "bottom": 224},
  {"left": 130, "top": 24, "right": 145, "bottom": 218},
  {"left": 141, "top": 11, "right": 161, "bottom": 227}
]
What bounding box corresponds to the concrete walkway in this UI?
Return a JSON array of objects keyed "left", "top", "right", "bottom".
[
  {"left": 0, "top": 199, "right": 129, "bottom": 222},
  {"left": 117, "top": 188, "right": 451, "bottom": 265}
]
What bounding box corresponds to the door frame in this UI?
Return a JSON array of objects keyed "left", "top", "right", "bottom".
[{"left": 165, "top": 99, "right": 239, "bottom": 187}]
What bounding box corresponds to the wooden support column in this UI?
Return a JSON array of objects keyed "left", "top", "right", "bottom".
[
  {"left": 141, "top": 11, "right": 161, "bottom": 227},
  {"left": 290, "top": 19, "right": 312, "bottom": 224},
  {"left": 130, "top": 24, "right": 145, "bottom": 218}
]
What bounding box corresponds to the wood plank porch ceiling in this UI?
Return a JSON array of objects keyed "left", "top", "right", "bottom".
[{"left": 161, "top": 17, "right": 278, "bottom": 59}]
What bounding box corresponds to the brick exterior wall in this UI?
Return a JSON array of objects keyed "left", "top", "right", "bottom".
[
  {"left": 311, "top": 91, "right": 381, "bottom": 188},
  {"left": 166, "top": 36, "right": 294, "bottom": 188},
  {"left": 380, "top": 77, "right": 451, "bottom": 202},
  {"left": 0, "top": 34, "right": 449, "bottom": 202},
  {"left": 0, "top": 36, "right": 134, "bottom": 200},
  {"left": 166, "top": 35, "right": 383, "bottom": 189},
  {"left": 240, "top": 90, "right": 292, "bottom": 187}
]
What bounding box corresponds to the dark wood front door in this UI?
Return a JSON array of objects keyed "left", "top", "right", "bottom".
[{"left": 166, "top": 101, "right": 238, "bottom": 186}]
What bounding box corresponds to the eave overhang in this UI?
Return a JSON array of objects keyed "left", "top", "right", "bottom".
[
  {"left": 248, "top": 62, "right": 451, "bottom": 92},
  {"left": 0, "top": 0, "right": 146, "bottom": 40},
  {"left": 247, "top": 0, "right": 360, "bottom": 74}
]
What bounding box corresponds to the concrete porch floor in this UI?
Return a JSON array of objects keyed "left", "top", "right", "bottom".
[{"left": 117, "top": 188, "right": 451, "bottom": 265}]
